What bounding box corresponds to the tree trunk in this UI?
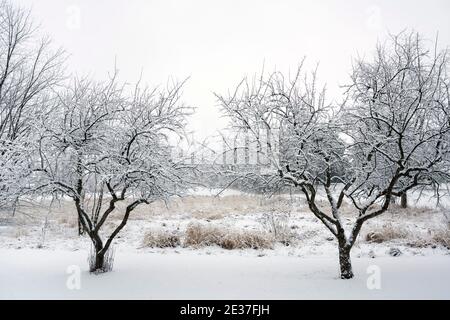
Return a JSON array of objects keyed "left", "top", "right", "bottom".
[
  {"left": 78, "top": 217, "right": 84, "bottom": 235},
  {"left": 400, "top": 192, "right": 408, "bottom": 208},
  {"left": 338, "top": 244, "right": 354, "bottom": 279},
  {"left": 90, "top": 234, "right": 106, "bottom": 273},
  {"left": 93, "top": 250, "right": 105, "bottom": 272}
]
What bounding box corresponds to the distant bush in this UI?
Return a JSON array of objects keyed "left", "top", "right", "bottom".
[
  {"left": 260, "top": 212, "right": 297, "bottom": 246},
  {"left": 365, "top": 224, "right": 410, "bottom": 243},
  {"left": 184, "top": 223, "right": 223, "bottom": 247},
  {"left": 184, "top": 223, "right": 273, "bottom": 250},
  {"left": 142, "top": 230, "right": 181, "bottom": 248},
  {"left": 220, "top": 230, "right": 274, "bottom": 250},
  {"left": 432, "top": 229, "right": 450, "bottom": 249}
]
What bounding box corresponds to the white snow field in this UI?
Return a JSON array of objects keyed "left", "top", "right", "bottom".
[
  {"left": 0, "top": 189, "right": 449, "bottom": 299},
  {"left": 1, "top": 248, "right": 449, "bottom": 299}
]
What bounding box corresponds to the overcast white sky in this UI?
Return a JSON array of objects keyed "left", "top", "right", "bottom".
[{"left": 16, "top": 0, "right": 450, "bottom": 140}]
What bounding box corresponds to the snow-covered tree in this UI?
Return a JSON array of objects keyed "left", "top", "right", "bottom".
[
  {"left": 217, "top": 32, "right": 450, "bottom": 279},
  {"left": 0, "top": 0, "right": 64, "bottom": 209},
  {"left": 340, "top": 32, "right": 450, "bottom": 265},
  {"left": 34, "top": 73, "right": 194, "bottom": 272},
  {"left": 346, "top": 31, "right": 450, "bottom": 206}
]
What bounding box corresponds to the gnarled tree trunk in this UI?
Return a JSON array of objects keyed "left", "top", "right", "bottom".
[
  {"left": 93, "top": 249, "right": 105, "bottom": 272},
  {"left": 338, "top": 245, "right": 353, "bottom": 279},
  {"left": 90, "top": 234, "right": 106, "bottom": 272},
  {"left": 337, "top": 230, "right": 354, "bottom": 279},
  {"left": 78, "top": 217, "right": 84, "bottom": 236},
  {"left": 400, "top": 192, "right": 408, "bottom": 209}
]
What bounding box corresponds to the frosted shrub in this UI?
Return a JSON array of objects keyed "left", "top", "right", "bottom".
[
  {"left": 142, "top": 230, "right": 181, "bottom": 248},
  {"left": 260, "top": 212, "right": 296, "bottom": 246},
  {"left": 184, "top": 223, "right": 274, "bottom": 250},
  {"left": 432, "top": 229, "right": 450, "bottom": 249},
  {"left": 184, "top": 223, "right": 223, "bottom": 247},
  {"left": 365, "top": 224, "right": 410, "bottom": 243}
]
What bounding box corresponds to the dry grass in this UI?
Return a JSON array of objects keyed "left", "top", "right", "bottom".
[
  {"left": 220, "top": 231, "right": 274, "bottom": 250},
  {"left": 142, "top": 230, "right": 181, "bottom": 248},
  {"left": 365, "top": 223, "right": 411, "bottom": 243},
  {"left": 184, "top": 223, "right": 274, "bottom": 250},
  {"left": 12, "top": 194, "right": 302, "bottom": 225},
  {"left": 184, "top": 223, "right": 223, "bottom": 247},
  {"left": 260, "top": 212, "right": 297, "bottom": 246},
  {"left": 49, "top": 195, "right": 264, "bottom": 222},
  {"left": 406, "top": 238, "right": 435, "bottom": 249},
  {"left": 313, "top": 199, "right": 356, "bottom": 217},
  {"left": 319, "top": 200, "right": 437, "bottom": 219},
  {"left": 405, "top": 228, "right": 450, "bottom": 250},
  {"left": 88, "top": 246, "right": 115, "bottom": 273},
  {"left": 386, "top": 204, "right": 434, "bottom": 216},
  {"left": 13, "top": 227, "right": 29, "bottom": 238},
  {"left": 131, "top": 194, "right": 298, "bottom": 219},
  {"left": 56, "top": 215, "right": 77, "bottom": 228},
  {"left": 191, "top": 211, "right": 224, "bottom": 221},
  {"left": 432, "top": 229, "right": 450, "bottom": 249},
  {"left": 8, "top": 193, "right": 449, "bottom": 254}
]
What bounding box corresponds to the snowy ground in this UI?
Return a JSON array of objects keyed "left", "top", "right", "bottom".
[
  {"left": 1, "top": 249, "right": 450, "bottom": 299},
  {"left": 0, "top": 188, "right": 449, "bottom": 299}
]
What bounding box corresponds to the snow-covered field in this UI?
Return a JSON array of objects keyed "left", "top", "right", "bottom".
[
  {"left": 2, "top": 249, "right": 450, "bottom": 299},
  {"left": 1, "top": 189, "right": 449, "bottom": 299}
]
